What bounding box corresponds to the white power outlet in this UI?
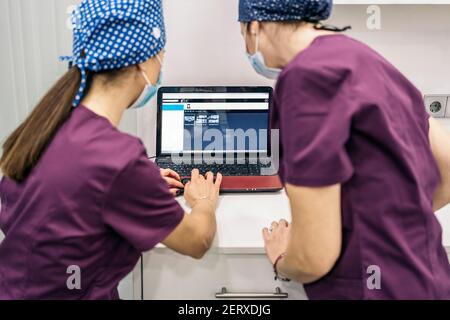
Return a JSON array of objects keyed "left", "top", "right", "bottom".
[{"left": 424, "top": 95, "right": 448, "bottom": 118}]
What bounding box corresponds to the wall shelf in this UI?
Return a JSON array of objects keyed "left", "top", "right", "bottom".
[{"left": 335, "top": 0, "right": 450, "bottom": 4}]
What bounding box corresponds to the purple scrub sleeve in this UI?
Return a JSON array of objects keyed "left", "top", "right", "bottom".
[
  {"left": 0, "top": 106, "right": 184, "bottom": 299},
  {"left": 103, "top": 152, "right": 185, "bottom": 252},
  {"left": 272, "top": 34, "right": 450, "bottom": 299},
  {"left": 275, "top": 65, "right": 355, "bottom": 186}
]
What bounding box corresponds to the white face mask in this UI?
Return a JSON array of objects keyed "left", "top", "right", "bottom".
[
  {"left": 129, "top": 54, "right": 163, "bottom": 110},
  {"left": 245, "top": 28, "right": 282, "bottom": 80}
]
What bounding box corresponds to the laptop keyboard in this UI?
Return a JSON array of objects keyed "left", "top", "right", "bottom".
[{"left": 156, "top": 160, "right": 274, "bottom": 177}]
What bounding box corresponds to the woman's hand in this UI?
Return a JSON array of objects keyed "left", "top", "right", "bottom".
[
  {"left": 160, "top": 168, "right": 184, "bottom": 197},
  {"left": 263, "top": 219, "right": 291, "bottom": 265},
  {"left": 184, "top": 169, "right": 222, "bottom": 210},
  {"left": 162, "top": 169, "right": 223, "bottom": 260}
]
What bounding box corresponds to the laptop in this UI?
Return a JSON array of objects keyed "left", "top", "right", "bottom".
[{"left": 155, "top": 87, "right": 283, "bottom": 193}]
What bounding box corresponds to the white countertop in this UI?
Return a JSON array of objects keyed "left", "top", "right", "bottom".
[
  {"left": 175, "top": 190, "right": 292, "bottom": 254},
  {"left": 154, "top": 189, "right": 450, "bottom": 256}
]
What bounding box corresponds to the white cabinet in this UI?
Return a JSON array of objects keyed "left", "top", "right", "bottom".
[
  {"left": 135, "top": 249, "right": 307, "bottom": 300},
  {"left": 134, "top": 192, "right": 301, "bottom": 300},
  {"left": 118, "top": 272, "right": 135, "bottom": 300},
  {"left": 135, "top": 248, "right": 450, "bottom": 300}
]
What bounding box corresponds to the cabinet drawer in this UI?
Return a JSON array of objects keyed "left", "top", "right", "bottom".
[{"left": 135, "top": 249, "right": 307, "bottom": 300}]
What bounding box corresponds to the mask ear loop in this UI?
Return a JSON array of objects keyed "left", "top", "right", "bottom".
[
  {"left": 156, "top": 54, "right": 163, "bottom": 66},
  {"left": 138, "top": 66, "right": 152, "bottom": 86},
  {"left": 155, "top": 53, "right": 163, "bottom": 85},
  {"left": 244, "top": 23, "right": 250, "bottom": 53},
  {"left": 254, "top": 29, "right": 260, "bottom": 53},
  {"left": 138, "top": 53, "right": 163, "bottom": 87}
]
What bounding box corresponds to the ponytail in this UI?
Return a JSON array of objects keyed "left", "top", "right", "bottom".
[{"left": 0, "top": 67, "right": 82, "bottom": 182}]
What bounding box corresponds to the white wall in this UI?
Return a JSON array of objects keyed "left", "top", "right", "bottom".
[
  {"left": 0, "top": 0, "right": 137, "bottom": 142},
  {"left": 137, "top": 2, "right": 450, "bottom": 245},
  {"left": 138, "top": 3, "right": 450, "bottom": 149},
  {"left": 1, "top": 3, "right": 449, "bottom": 157}
]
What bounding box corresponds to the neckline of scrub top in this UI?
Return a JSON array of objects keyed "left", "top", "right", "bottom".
[
  {"left": 280, "top": 33, "right": 349, "bottom": 77},
  {"left": 313, "top": 33, "right": 348, "bottom": 44},
  {"left": 300, "top": 33, "right": 348, "bottom": 58},
  {"left": 76, "top": 104, "right": 120, "bottom": 131}
]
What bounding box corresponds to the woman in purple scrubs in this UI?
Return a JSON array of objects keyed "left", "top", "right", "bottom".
[
  {"left": 0, "top": 0, "right": 221, "bottom": 299},
  {"left": 239, "top": 0, "right": 450, "bottom": 299}
]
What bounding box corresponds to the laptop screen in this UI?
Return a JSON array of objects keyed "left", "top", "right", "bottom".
[{"left": 159, "top": 89, "right": 271, "bottom": 155}]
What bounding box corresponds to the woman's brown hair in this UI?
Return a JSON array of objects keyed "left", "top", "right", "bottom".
[{"left": 0, "top": 67, "right": 83, "bottom": 183}]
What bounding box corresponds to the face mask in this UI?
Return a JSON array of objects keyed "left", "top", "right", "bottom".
[
  {"left": 129, "top": 55, "right": 163, "bottom": 109},
  {"left": 245, "top": 31, "right": 282, "bottom": 80}
]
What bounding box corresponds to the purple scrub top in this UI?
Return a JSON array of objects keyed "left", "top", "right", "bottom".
[
  {"left": 272, "top": 34, "right": 450, "bottom": 299},
  {"left": 0, "top": 106, "right": 184, "bottom": 299}
]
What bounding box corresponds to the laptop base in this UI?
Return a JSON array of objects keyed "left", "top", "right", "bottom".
[{"left": 179, "top": 175, "right": 283, "bottom": 194}]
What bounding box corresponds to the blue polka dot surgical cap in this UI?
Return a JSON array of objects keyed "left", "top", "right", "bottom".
[
  {"left": 60, "top": 0, "right": 166, "bottom": 107},
  {"left": 238, "top": 0, "right": 333, "bottom": 23}
]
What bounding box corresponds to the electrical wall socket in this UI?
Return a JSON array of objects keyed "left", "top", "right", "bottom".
[{"left": 424, "top": 95, "right": 448, "bottom": 118}]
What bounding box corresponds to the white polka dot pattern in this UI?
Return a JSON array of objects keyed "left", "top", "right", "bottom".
[
  {"left": 60, "top": 0, "right": 166, "bottom": 107},
  {"left": 238, "top": 0, "right": 333, "bottom": 23}
]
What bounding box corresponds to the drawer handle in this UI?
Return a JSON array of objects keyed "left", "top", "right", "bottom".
[{"left": 215, "top": 287, "right": 288, "bottom": 299}]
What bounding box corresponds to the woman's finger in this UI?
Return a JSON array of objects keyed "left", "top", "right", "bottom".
[
  {"left": 164, "top": 168, "right": 181, "bottom": 181},
  {"left": 169, "top": 188, "right": 180, "bottom": 196},
  {"left": 214, "top": 173, "right": 223, "bottom": 193},
  {"left": 191, "top": 169, "right": 200, "bottom": 181},
  {"left": 197, "top": 173, "right": 206, "bottom": 182},
  {"left": 165, "top": 177, "right": 184, "bottom": 189},
  {"left": 205, "top": 172, "right": 214, "bottom": 185},
  {"left": 279, "top": 219, "right": 289, "bottom": 227},
  {"left": 271, "top": 221, "right": 279, "bottom": 229}
]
